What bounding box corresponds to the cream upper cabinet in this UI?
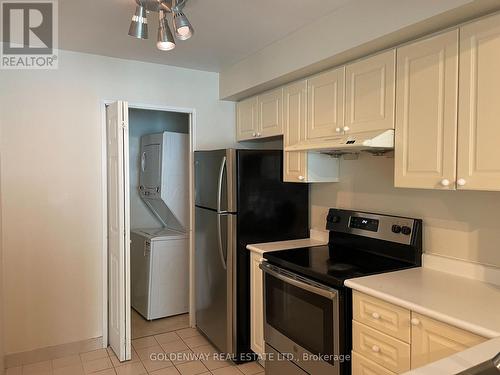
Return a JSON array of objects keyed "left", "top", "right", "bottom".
[
  {"left": 250, "top": 252, "right": 265, "bottom": 358},
  {"left": 283, "top": 80, "right": 340, "bottom": 183},
  {"left": 258, "top": 88, "right": 283, "bottom": 138},
  {"left": 306, "top": 67, "right": 345, "bottom": 140},
  {"left": 345, "top": 50, "right": 396, "bottom": 134},
  {"left": 236, "top": 96, "right": 259, "bottom": 141},
  {"left": 394, "top": 30, "right": 459, "bottom": 190},
  {"left": 458, "top": 13, "right": 500, "bottom": 191},
  {"left": 236, "top": 89, "right": 283, "bottom": 142},
  {"left": 410, "top": 312, "right": 486, "bottom": 369},
  {"left": 283, "top": 80, "right": 307, "bottom": 182}
]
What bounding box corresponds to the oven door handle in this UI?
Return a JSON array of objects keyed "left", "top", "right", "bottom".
[{"left": 260, "top": 262, "right": 337, "bottom": 300}]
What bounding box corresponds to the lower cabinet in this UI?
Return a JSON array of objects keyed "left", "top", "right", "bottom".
[
  {"left": 250, "top": 251, "right": 265, "bottom": 358},
  {"left": 410, "top": 312, "right": 486, "bottom": 369},
  {"left": 351, "top": 291, "right": 486, "bottom": 374}
]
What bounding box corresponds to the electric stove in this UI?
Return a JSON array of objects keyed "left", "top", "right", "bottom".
[{"left": 261, "top": 209, "right": 423, "bottom": 375}]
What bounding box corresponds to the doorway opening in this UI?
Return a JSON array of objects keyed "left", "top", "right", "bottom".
[
  {"left": 129, "top": 108, "right": 190, "bottom": 339},
  {"left": 103, "top": 101, "right": 195, "bottom": 362}
]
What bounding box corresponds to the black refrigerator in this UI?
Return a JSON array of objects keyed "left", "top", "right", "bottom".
[{"left": 194, "top": 149, "right": 309, "bottom": 362}]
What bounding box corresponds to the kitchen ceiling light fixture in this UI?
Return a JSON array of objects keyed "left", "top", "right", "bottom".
[{"left": 128, "top": 0, "right": 194, "bottom": 51}]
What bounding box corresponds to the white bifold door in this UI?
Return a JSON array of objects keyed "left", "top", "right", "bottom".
[{"left": 106, "top": 101, "right": 132, "bottom": 362}]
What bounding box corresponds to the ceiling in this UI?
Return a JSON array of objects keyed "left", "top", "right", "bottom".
[{"left": 57, "top": 0, "right": 351, "bottom": 72}]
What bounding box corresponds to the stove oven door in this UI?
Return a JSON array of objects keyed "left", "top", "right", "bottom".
[{"left": 261, "top": 262, "right": 341, "bottom": 375}]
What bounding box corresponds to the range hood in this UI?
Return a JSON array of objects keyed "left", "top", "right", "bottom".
[{"left": 285, "top": 129, "right": 394, "bottom": 154}]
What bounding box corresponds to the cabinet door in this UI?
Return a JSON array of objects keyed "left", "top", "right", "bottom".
[
  {"left": 410, "top": 313, "right": 486, "bottom": 369},
  {"left": 394, "top": 30, "right": 459, "bottom": 189},
  {"left": 283, "top": 80, "right": 307, "bottom": 182},
  {"left": 306, "top": 67, "right": 345, "bottom": 140},
  {"left": 258, "top": 88, "right": 283, "bottom": 138},
  {"left": 458, "top": 13, "right": 500, "bottom": 191},
  {"left": 345, "top": 50, "right": 395, "bottom": 133},
  {"left": 236, "top": 96, "right": 258, "bottom": 141},
  {"left": 250, "top": 252, "right": 265, "bottom": 357}
]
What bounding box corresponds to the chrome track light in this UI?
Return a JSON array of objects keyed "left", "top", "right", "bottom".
[
  {"left": 172, "top": 11, "right": 194, "bottom": 40},
  {"left": 157, "top": 10, "right": 176, "bottom": 51},
  {"left": 127, "top": 0, "right": 194, "bottom": 51},
  {"left": 128, "top": 3, "right": 148, "bottom": 40}
]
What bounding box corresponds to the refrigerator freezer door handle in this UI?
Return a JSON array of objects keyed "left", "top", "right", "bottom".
[
  {"left": 217, "top": 156, "right": 227, "bottom": 214},
  {"left": 141, "top": 152, "right": 146, "bottom": 172},
  {"left": 217, "top": 213, "right": 228, "bottom": 270}
]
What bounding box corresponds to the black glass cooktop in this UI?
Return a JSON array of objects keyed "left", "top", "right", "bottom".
[{"left": 264, "top": 245, "right": 416, "bottom": 288}]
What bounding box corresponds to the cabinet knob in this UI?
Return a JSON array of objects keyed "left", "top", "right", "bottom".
[
  {"left": 343, "top": 126, "right": 350, "bottom": 132},
  {"left": 371, "top": 312, "right": 381, "bottom": 320},
  {"left": 371, "top": 345, "right": 380, "bottom": 353},
  {"left": 457, "top": 178, "right": 467, "bottom": 186},
  {"left": 335, "top": 127, "right": 342, "bottom": 133},
  {"left": 411, "top": 318, "right": 420, "bottom": 326},
  {"left": 440, "top": 179, "right": 450, "bottom": 187},
  {"left": 298, "top": 175, "right": 305, "bottom": 181}
]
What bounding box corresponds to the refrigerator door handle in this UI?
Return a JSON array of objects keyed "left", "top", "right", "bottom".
[
  {"left": 141, "top": 152, "right": 147, "bottom": 172},
  {"left": 217, "top": 156, "right": 228, "bottom": 214},
  {"left": 217, "top": 213, "right": 228, "bottom": 270}
]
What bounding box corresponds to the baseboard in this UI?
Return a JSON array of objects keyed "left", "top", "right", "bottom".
[
  {"left": 5, "top": 337, "right": 103, "bottom": 369},
  {"left": 423, "top": 253, "right": 500, "bottom": 287}
]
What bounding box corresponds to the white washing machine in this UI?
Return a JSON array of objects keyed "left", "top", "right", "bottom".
[
  {"left": 131, "top": 228, "right": 189, "bottom": 320},
  {"left": 131, "top": 131, "right": 190, "bottom": 320}
]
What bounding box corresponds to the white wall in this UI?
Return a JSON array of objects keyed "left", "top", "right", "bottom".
[
  {"left": 310, "top": 155, "right": 500, "bottom": 268},
  {"left": 128, "top": 109, "right": 189, "bottom": 230},
  {"left": 220, "top": 0, "right": 500, "bottom": 99},
  {"left": 0, "top": 50, "right": 235, "bottom": 355}
]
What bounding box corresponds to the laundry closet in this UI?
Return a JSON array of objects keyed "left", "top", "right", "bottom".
[{"left": 128, "top": 108, "right": 190, "bottom": 325}]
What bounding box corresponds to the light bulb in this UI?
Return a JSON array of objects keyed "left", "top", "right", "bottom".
[
  {"left": 177, "top": 25, "right": 191, "bottom": 37},
  {"left": 157, "top": 41, "right": 176, "bottom": 51}
]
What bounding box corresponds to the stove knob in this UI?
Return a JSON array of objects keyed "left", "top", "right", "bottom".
[
  {"left": 327, "top": 214, "right": 341, "bottom": 223},
  {"left": 401, "top": 226, "right": 412, "bottom": 235},
  {"left": 391, "top": 225, "right": 402, "bottom": 234}
]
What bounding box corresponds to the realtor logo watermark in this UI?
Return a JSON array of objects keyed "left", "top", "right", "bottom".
[{"left": 1, "top": 0, "right": 58, "bottom": 69}]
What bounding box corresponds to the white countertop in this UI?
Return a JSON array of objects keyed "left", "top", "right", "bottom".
[
  {"left": 404, "top": 336, "right": 500, "bottom": 374},
  {"left": 345, "top": 267, "right": 500, "bottom": 339},
  {"left": 246, "top": 238, "right": 327, "bottom": 255}
]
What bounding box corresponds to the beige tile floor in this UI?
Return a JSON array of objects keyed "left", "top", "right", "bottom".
[
  {"left": 6, "top": 315, "right": 264, "bottom": 375},
  {"left": 132, "top": 310, "right": 190, "bottom": 339}
]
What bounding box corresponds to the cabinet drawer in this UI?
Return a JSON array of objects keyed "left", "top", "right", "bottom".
[
  {"left": 353, "top": 321, "right": 410, "bottom": 373},
  {"left": 352, "top": 351, "right": 396, "bottom": 375},
  {"left": 353, "top": 291, "right": 411, "bottom": 342}
]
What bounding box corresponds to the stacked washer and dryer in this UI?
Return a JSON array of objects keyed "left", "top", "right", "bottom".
[{"left": 131, "top": 131, "right": 189, "bottom": 321}]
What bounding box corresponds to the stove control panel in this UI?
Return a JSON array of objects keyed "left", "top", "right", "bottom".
[
  {"left": 326, "top": 209, "right": 422, "bottom": 245},
  {"left": 350, "top": 216, "right": 379, "bottom": 232}
]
